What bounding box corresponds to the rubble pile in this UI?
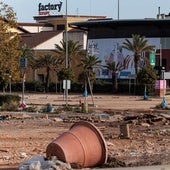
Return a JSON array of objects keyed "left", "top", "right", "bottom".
[
  {"left": 19, "top": 156, "right": 71, "bottom": 170},
  {"left": 0, "top": 109, "right": 169, "bottom": 169}
]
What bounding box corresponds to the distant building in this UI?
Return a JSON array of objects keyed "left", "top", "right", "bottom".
[
  {"left": 18, "top": 15, "right": 106, "bottom": 82},
  {"left": 18, "top": 9, "right": 170, "bottom": 88},
  {"left": 69, "top": 18, "right": 170, "bottom": 87}
]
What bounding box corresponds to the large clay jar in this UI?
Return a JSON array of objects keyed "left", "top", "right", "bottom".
[{"left": 46, "top": 121, "right": 108, "bottom": 168}]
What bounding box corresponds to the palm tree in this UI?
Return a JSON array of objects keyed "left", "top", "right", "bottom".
[
  {"left": 37, "top": 54, "right": 54, "bottom": 92},
  {"left": 20, "top": 44, "right": 33, "bottom": 59},
  {"left": 27, "top": 52, "right": 64, "bottom": 93},
  {"left": 79, "top": 55, "right": 101, "bottom": 93},
  {"left": 78, "top": 55, "right": 101, "bottom": 110},
  {"left": 104, "top": 55, "right": 131, "bottom": 92},
  {"left": 57, "top": 68, "right": 75, "bottom": 83},
  {"left": 19, "top": 44, "right": 37, "bottom": 81},
  {"left": 55, "top": 40, "right": 85, "bottom": 68},
  {"left": 122, "top": 34, "right": 155, "bottom": 76},
  {"left": 32, "top": 54, "right": 63, "bottom": 93},
  {"left": 78, "top": 55, "right": 102, "bottom": 86}
]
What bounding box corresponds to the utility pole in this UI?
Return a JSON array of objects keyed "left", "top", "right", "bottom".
[
  {"left": 118, "top": 0, "right": 120, "bottom": 20},
  {"left": 65, "top": 0, "right": 68, "bottom": 106}
]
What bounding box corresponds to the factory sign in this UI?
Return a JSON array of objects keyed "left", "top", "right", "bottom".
[{"left": 38, "top": 1, "right": 63, "bottom": 15}]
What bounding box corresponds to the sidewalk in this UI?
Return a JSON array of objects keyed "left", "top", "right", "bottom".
[{"left": 22, "top": 93, "right": 166, "bottom": 110}]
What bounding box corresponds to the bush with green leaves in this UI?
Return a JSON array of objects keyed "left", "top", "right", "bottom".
[
  {"left": 137, "top": 65, "right": 158, "bottom": 94},
  {"left": 0, "top": 94, "right": 21, "bottom": 111},
  {"left": 0, "top": 94, "right": 20, "bottom": 105}
]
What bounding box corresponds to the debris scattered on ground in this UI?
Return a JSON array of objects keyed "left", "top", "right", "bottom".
[
  {"left": 0, "top": 94, "right": 169, "bottom": 169},
  {"left": 19, "top": 156, "right": 71, "bottom": 170}
]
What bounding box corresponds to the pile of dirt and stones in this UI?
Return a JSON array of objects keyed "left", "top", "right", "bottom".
[{"left": 0, "top": 107, "right": 169, "bottom": 169}]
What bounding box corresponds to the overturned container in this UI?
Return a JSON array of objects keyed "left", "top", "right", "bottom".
[{"left": 46, "top": 121, "right": 108, "bottom": 168}]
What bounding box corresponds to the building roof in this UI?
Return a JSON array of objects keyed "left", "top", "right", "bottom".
[
  {"left": 18, "top": 22, "right": 53, "bottom": 27},
  {"left": 69, "top": 18, "right": 170, "bottom": 38},
  {"left": 69, "top": 18, "right": 170, "bottom": 30},
  {"left": 17, "top": 26, "right": 30, "bottom": 33},
  {"left": 21, "top": 30, "right": 63, "bottom": 48},
  {"left": 1, "top": 18, "right": 30, "bottom": 33},
  {"left": 34, "top": 14, "right": 106, "bottom": 22}
]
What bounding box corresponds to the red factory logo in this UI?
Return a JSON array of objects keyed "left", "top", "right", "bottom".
[{"left": 38, "top": 1, "right": 63, "bottom": 15}]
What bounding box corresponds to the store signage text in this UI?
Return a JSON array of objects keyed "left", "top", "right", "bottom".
[{"left": 38, "top": 1, "right": 63, "bottom": 15}]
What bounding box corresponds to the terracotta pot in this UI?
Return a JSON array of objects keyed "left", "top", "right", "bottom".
[{"left": 46, "top": 121, "right": 108, "bottom": 168}]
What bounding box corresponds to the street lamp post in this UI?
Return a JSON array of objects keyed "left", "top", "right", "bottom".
[
  {"left": 65, "top": 0, "right": 68, "bottom": 106},
  {"left": 9, "top": 75, "right": 12, "bottom": 94},
  {"left": 143, "top": 84, "right": 147, "bottom": 100},
  {"left": 56, "top": 73, "right": 58, "bottom": 94},
  {"left": 19, "top": 57, "right": 27, "bottom": 110},
  {"left": 22, "top": 75, "right": 25, "bottom": 104},
  {"left": 161, "top": 67, "right": 166, "bottom": 109},
  {"left": 118, "top": 0, "right": 119, "bottom": 20},
  {"left": 155, "top": 44, "right": 166, "bottom": 108},
  {"left": 159, "top": 44, "right": 162, "bottom": 67}
]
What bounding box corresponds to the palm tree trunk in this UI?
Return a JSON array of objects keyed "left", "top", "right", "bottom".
[
  {"left": 83, "top": 79, "right": 88, "bottom": 113},
  {"left": 45, "top": 66, "right": 50, "bottom": 93},
  {"left": 134, "top": 54, "right": 139, "bottom": 88},
  {"left": 114, "top": 72, "right": 118, "bottom": 92},
  {"left": 134, "top": 54, "right": 141, "bottom": 77},
  {"left": 87, "top": 74, "right": 94, "bottom": 106},
  {"left": 112, "top": 72, "right": 117, "bottom": 93}
]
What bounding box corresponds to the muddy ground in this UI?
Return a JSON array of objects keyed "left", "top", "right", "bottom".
[{"left": 0, "top": 94, "right": 169, "bottom": 169}]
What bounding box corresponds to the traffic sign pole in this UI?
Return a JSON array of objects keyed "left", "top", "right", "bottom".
[{"left": 19, "top": 58, "right": 27, "bottom": 109}]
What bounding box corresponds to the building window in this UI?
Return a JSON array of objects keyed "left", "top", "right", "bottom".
[
  {"left": 162, "top": 59, "right": 167, "bottom": 70},
  {"left": 37, "top": 74, "right": 44, "bottom": 83},
  {"left": 162, "top": 59, "right": 167, "bottom": 67},
  {"left": 57, "top": 25, "right": 65, "bottom": 30}
]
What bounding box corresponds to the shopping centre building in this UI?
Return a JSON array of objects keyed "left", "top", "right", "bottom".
[
  {"left": 17, "top": 2, "right": 170, "bottom": 89},
  {"left": 69, "top": 17, "right": 170, "bottom": 79},
  {"left": 19, "top": 14, "right": 105, "bottom": 82}
]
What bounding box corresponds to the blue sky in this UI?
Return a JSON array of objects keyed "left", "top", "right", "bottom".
[{"left": 2, "top": 0, "right": 170, "bottom": 22}]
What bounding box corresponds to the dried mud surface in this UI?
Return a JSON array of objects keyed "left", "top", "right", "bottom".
[{"left": 0, "top": 94, "right": 169, "bottom": 169}]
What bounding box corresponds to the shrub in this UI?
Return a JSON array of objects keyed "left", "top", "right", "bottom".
[
  {"left": 0, "top": 94, "right": 21, "bottom": 111},
  {"left": 0, "top": 94, "right": 21, "bottom": 106},
  {"left": 1, "top": 100, "right": 19, "bottom": 111}
]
